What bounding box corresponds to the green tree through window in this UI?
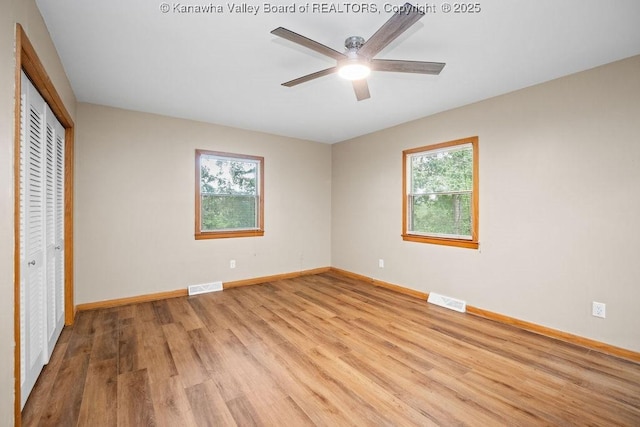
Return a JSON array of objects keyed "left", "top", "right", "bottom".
[{"left": 195, "top": 150, "right": 264, "bottom": 239}]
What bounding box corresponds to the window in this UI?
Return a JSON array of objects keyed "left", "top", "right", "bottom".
[
  {"left": 195, "top": 150, "right": 264, "bottom": 239},
  {"left": 403, "top": 136, "right": 478, "bottom": 249}
]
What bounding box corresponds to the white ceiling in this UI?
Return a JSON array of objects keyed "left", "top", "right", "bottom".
[{"left": 36, "top": 0, "right": 640, "bottom": 143}]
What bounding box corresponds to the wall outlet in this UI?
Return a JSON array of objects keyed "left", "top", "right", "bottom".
[
  {"left": 378, "top": 259, "right": 384, "bottom": 268},
  {"left": 592, "top": 301, "right": 606, "bottom": 318},
  {"left": 230, "top": 259, "right": 236, "bottom": 269}
]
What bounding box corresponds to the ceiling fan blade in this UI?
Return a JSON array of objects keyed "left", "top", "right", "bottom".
[
  {"left": 358, "top": 3, "right": 425, "bottom": 59},
  {"left": 282, "top": 67, "right": 337, "bottom": 87},
  {"left": 352, "top": 79, "right": 370, "bottom": 101},
  {"left": 372, "top": 59, "right": 445, "bottom": 74},
  {"left": 271, "top": 27, "right": 346, "bottom": 61}
]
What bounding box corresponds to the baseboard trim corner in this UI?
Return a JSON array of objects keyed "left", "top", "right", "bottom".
[
  {"left": 224, "top": 267, "right": 331, "bottom": 289},
  {"left": 328, "top": 267, "right": 429, "bottom": 300}
]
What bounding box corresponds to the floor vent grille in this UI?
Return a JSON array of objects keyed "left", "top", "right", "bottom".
[
  {"left": 427, "top": 292, "right": 466, "bottom": 313},
  {"left": 188, "top": 281, "right": 223, "bottom": 296}
]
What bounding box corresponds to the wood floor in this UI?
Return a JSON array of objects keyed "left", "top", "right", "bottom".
[{"left": 22, "top": 272, "right": 640, "bottom": 426}]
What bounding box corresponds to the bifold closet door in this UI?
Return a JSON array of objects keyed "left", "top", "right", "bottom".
[
  {"left": 44, "top": 98, "right": 65, "bottom": 360},
  {"left": 19, "top": 71, "right": 65, "bottom": 409}
]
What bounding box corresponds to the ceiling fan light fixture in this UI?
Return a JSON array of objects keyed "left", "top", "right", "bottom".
[
  {"left": 272, "top": 5, "right": 444, "bottom": 100},
  {"left": 338, "top": 61, "right": 371, "bottom": 81}
]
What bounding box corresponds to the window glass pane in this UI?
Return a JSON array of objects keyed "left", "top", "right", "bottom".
[
  {"left": 200, "top": 156, "right": 257, "bottom": 195},
  {"left": 411, "top": 192, "right": 472, "bottom": 237},
  {"left": 411, "top": 144, "right": 472, "bottom": 194},
  {"left": 201, "top": 194, "right": 257, "bottom": 231}
]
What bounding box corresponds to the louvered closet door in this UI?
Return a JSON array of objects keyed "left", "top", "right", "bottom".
[
  {"left": 20, "top": 71, "right": 66, "bottom": 408},
  {"left": 44, "top": 104, "right": 65, "bottom": 360},
  {"left": 52, "top": 118, "right": 65, "bottom": 356},
  {"left": 20, "top": 72, "right": 47, "bottom": 408}
]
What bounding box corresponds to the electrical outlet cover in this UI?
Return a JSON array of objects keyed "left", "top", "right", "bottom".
[{"left": 592, "top": 301, "right": 606, "bottom": 318}]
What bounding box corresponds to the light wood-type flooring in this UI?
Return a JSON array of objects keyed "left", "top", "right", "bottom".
[{"left": 22, "top": 272, "right": 640, "bottom": 426}]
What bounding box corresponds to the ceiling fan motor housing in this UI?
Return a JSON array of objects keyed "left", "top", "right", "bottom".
[{"left": 344, "top": 36, "right": 365, "bottom": 52}]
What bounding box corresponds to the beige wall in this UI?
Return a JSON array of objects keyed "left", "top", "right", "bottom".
[
  {"left": 75, "top": 103, "right": 332, "bottom": 304},
  {"left": 332, "top": 55, "right": 640, "bottom": 352},
  {"left": 0, "top": 9, "right": 16, "bottom": 422},
  {"left": 0, "top": 0, "right": 76, "bottom": 424}
]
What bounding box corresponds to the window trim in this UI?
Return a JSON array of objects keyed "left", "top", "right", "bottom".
[
  {"left": 402, "top": 136, "right": 479, "bottom": 249},
  {"left": 195, "top": 149, "right": 264, "bottom": 240}
]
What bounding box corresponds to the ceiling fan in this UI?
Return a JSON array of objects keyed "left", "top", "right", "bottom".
[{"left": 271, "top": 2, "right": 445, "bottom": 101}]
